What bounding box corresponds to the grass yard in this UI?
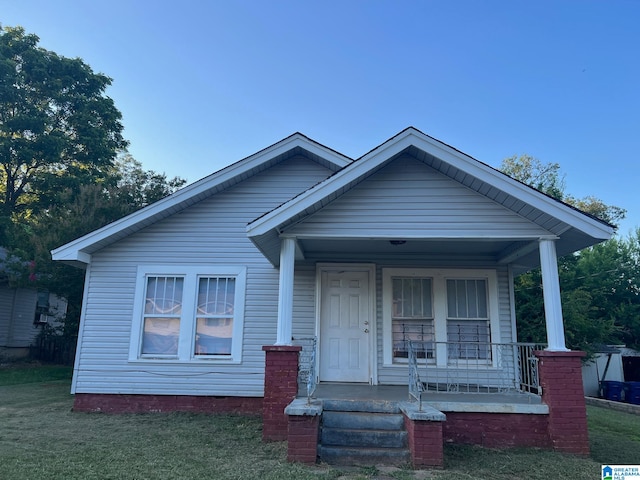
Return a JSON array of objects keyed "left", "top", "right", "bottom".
[{"left": 1, "top": 365, "right": 638, "bottom": 479}]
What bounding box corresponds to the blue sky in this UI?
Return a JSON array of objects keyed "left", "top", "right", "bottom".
[{"left": 2, "top": 1, "right": 639, "bottom": 234}]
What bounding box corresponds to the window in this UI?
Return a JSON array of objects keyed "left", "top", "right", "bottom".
[
  {"left": 446, "top": 279, "right": 490, "bottom": 360},
  {"left": 194, "top": 277, "right": 235, "bottom": 356},
  {"left": 141, "top": 276, "right": 183, "bottom": 355},
  {"left": 130, "top": 266, "right": 246, "bottom": 363},
  {"left": 383, "top": 268, "right": 499, "bottom": 366},
  {"left": 391, "top": 277, "right": 434, "bottom": 359}
]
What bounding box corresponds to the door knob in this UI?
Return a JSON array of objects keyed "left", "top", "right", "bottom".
[{"left": 364, "top": 329, "right": 369, "bottom": 333}]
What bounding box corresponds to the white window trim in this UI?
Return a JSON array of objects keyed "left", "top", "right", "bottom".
[
  {"left": 382, "top": 268, "right": 500, "bottom": 367},
  {"left": 128, "top": 265, "right": 246, "bottom": 364}
]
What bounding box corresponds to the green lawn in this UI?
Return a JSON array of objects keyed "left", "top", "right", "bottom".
[{"left": 0, "top": 365, "right": 637, "bottom": 480}]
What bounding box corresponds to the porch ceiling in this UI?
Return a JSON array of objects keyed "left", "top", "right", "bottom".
[{"left": 295, "top": 237, "right": 534, "bottom": 265}]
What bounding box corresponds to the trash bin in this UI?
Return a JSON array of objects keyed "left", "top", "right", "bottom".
[
  {"left": 623, "top": 382, "right": 640, "bottom": 405},
  {"left": 601, "top": 381, "right": 624, "bottom": 401}
]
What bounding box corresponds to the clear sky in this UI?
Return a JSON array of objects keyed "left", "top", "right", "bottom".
[{"left": 2, "top": 1, "right": 639, "bottom": 234}]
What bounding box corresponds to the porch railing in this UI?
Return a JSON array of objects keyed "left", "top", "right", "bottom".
[
  {"left": 293, "top": 337, "right": 317, "bottom": 404},
  {"left": 408, "top": 340, "right": 545, "bottom": 410}
]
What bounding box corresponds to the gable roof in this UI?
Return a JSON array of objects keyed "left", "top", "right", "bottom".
[
  {"left": 52, "top": 127, "right": 614, "bottom": 270},
  {"left": 246, "top": 127, "right": 614, "bottom": 268},
  {"left": 51, "top": 133, "right": 352, "bottom": 266}
]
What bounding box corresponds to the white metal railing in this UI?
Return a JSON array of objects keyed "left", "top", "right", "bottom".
[
  {"left": 293, "top": 337, "right": 317, "bottom": 404},
  {"left": 408, "top": 340, "right": 545, "bottom": 410}
]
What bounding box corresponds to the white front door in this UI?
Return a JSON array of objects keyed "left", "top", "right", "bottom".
[{"left": 319, "top": 269, "right": 371, "bottom": 383}]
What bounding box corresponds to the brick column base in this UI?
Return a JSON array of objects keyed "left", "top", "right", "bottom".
[
  {"left": 287, "top": 415, "right": 320, "bottom": 464},
  {"left": 262, "top": 345, "right": 301, "bottom": 442},
  {"left": 404, "top": 416, "right": 444, "bottom": 468},
  {"left": 536, "top": 350, "right": 589, "bottom": 456}
]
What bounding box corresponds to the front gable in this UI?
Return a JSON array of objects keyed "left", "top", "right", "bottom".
[
  {"left": 247, "top": 128, "right": 613, "bottom": 270},
  {"left": 285, "top": 153, "right": 552, "bottom": 239}
]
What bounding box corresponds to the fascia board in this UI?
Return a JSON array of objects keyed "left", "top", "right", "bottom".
[
  {"left": 52, "top": 134, "right": 350, "bottom": 263},
  {"left": 295, "top": 136, "right": 353, "bottom": 167},
  {"left": 247, "top": 134, "right": 418, "bottom": 237},
  {"left": 409, "top": 132, "right": 614, "bottom": 240}
]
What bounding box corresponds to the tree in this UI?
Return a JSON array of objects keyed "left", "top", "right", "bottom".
[
  {"left": 501, "top": 154, "right": 565, "bottom": 199},
  {"left": 501, "top": 154, "right": 626, "bottom": 228},
  {"left": 6, "top": 155, "right": 186, "bottom": 337},
  {"left": 0, "top": 25, "right": 127, "bottom": 221},
  {"left": 110, "top": 153, "right": 187, "bottom": 210},
  {"left": 0, "top": 25, "right": 186, "bottom": 347},
  {"left": 500, "top": 155, "right": 639, "bottom": 353}
]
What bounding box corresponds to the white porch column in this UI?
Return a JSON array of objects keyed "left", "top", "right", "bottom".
[
  {"left": 538, "top": 238, "right": 569, "bottom": 351},
  {"left": 276, "top": 237, "right": 296, "bottom": 345}
]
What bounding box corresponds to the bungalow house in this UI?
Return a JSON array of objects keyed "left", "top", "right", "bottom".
[{"left": 52, "top": 128, "right": 613, "bottom": 467}]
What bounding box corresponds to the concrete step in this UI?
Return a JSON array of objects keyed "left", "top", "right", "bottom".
[
  {"left": 319, "top": 406, "right": 410, "bottom": 466},
  {"left": 321, "top": 427, "right": 407, "bottom": 448},
  {"left": 322, "top": 411, "right": 405, "bottom": 430},
  {"left": 318, "top": 445, "right": 410, "bottom": 466},
  {"left": 322, "top": 399, "right": 402, "bottom": 414}
]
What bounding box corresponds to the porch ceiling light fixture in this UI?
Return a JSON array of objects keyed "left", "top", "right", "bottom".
[{"left": 389, "top": 240, "right": 406, "bottom": 246}]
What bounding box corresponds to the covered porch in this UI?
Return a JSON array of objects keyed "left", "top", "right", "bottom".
[
  {"left": 257, "top": 232, "right": 593, "bottom": 466},
  {"left": 249, "top": 129, "right": 612, "bottom": 466}
]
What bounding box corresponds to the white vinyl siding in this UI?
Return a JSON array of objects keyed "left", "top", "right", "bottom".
[
  {"left": 286, "top": 154, "right": 553, "bottom": 239},
  {"left": 72, "top": 156, "right": 332, "bottom": 396}
]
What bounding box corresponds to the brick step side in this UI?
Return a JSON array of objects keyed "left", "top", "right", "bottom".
[{"left": 317, "top": 445, "right": 410, "bottom": 466}]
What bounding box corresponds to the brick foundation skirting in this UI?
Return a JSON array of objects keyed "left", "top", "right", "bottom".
[
  {"left": 73, "top": 393, "right": 263, "bottom": 414},
  {"left": 443, "top": 412, "right": 551, "bottom": 448}
]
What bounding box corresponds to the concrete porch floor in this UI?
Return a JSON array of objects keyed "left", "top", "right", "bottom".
[{"left": 303, "top": 383, "right": 548, "bottom": 414}]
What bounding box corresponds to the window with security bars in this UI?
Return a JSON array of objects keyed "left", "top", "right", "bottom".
[
  {"left": 141, "top": 276, "right": 184, "bottom": 356},
  {"left": 391, "top": 277, "right": 434, "bottom": 359},
  {"left": 194, "top": 277, "right": 235, "bottom": 356},
  {"left": 132, "top": 266, "right": 246, "bottom": 362},
  {"left": 446, "top": 279, "right": 490, "bottom": 360}
]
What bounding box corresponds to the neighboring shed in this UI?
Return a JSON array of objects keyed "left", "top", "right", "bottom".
[
  {"left": 582, "top": 345, "right": 625, "bottom": 397},
  {"left": 621, "top": 347, "right": 640, "bottom": 382},
  {"left": 582, "top": 346, "right": 640, "bottom": 397}
]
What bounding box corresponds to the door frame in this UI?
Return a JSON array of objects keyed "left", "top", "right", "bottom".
[{"left": 315, "top": 263, "right": 378, "bottom": 385}]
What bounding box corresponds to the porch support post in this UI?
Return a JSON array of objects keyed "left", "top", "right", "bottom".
[
  {"left": 276, "top": 237, "right": 296, "bottom": 345},
  {"left": 538, "top": 238, "right": 568, "bottom": 351}
]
